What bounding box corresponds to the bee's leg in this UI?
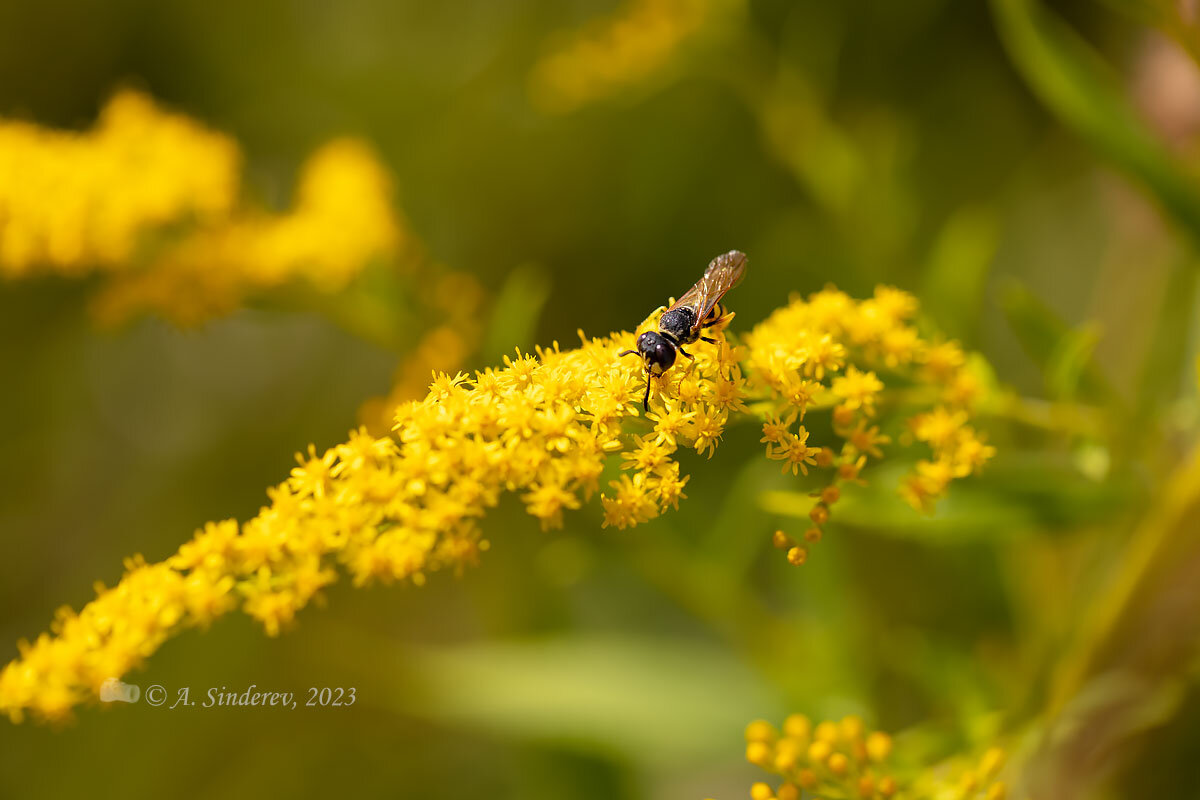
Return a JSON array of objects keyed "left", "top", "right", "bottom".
[
  {"left": 700, "top": 336, "right": 717, "bottom": 345},
  {"left": 677, "top": 346, "right": 695, "bottom": 360},
  {"left": 642, "top": 370, "right": 653, "bottom": 411}
]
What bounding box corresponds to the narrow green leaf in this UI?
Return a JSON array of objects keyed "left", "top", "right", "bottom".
[
  {"left": 999, "top": 281, "right": 1116, "bottom": 402},
  {"left": 1136, "top": 261, "right": 1199, "bottom": 419},
  {"left": 829, "top": 455, "right": 1139, "bottom": 540},
  {"left": 350, "top": 632, "right": 783, "bottom": 765},
  {"left": 992, "top": 0, "right": 1200, "bottom": 245},
  {"left": 1046, "top": 322, "right": 1102, "bottom": 402},
  {"left": 921, "top": 207, "right": 999, "bottom": 341},
  {"left": 482, "top": 263, "right": 552, "bottom": 364}
]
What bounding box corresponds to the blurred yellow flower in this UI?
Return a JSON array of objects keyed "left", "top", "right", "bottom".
[
  {"left": 528, "top": 0, "right": 714, "bottom": 113},
  {"left": 1, "top": 90, "right": 412, "bottom": 328},
  {"left": 0, "top": 89, "right": 239, "bottom": 276},
  {"left": 92, "top": 137, "right": 402, "bottom": 325}
]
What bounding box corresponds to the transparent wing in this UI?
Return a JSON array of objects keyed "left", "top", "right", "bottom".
[{"left": 667, "top": 250, "right": 747, "bottom": 331}]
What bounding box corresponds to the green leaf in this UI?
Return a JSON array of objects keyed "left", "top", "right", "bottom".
[
  {"left": 319, "top": 631, "right": 784, "bottom": 765},
  {"left": 482, "top": 263, "right": 552, "bottom": 364},
  {"left": 999, "top": 281, "right": 1116, "bottom": 403},
  {"left": 254, "top": 261, "right": 420, "bottom": 351},
  {"left": 1136, "top": 261, "right": 1199, "bottom": 420},
  {"left": 920, "top": 207, "right": 999, "bottom": 341},
  {"left": 992, "top": 0, "right": 1200, "bottom": 245},
  {"left": 1046, "top": 322, "right": 1102, "bottom": 403},
  {"left": 821, "top": 454, "right": 1139, "bottom": 540}
]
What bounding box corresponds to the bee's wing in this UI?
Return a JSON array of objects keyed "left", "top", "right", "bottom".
[
  {"left": 666, "top": 276, "right": 711, "bottom": 317},
  {"left": 668, "top": 250, "right": 747, "bottom": 332}
]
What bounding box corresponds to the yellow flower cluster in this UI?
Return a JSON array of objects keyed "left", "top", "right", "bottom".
[
  {"left": 528, "top": 0, "right": 712, "bottom": 114},
  {"left": 0, "top": 90, "right": 239, "bottom": 276},
  {"left": 0, "top": 90, "right": 405, "bottom": 326},
  {"left": 0, "top": 318, "right": 740, "bottom": 722},
  {"left": 903, "top": 406, "right": 995, "bottom": 513},
  {"left": 746, "top": 287, "right": 994, "bottom": 563},
  {"left": 740, "top": 714, "right": 1008, "bottom": 800},
  {"left": 743, "top": 714, "right": 902, "bottom": 800},
  {"left": 91, "top": 137, "right": 401, "bottom": 325}
]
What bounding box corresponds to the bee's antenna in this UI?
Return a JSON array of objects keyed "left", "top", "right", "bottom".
[{"left": 618, "top": 349, "right": 638, "bottom": 358}]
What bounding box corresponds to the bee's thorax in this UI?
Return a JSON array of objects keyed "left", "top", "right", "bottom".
[{"left": 659, "top": 307, "right": 696, "bottom": 340}]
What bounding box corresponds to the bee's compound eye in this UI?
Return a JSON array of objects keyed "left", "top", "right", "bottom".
[
  {"left": 638, "top": 332, "right": 675, "bottom": 371},
  {"left": 636, "top": 332, "right": 674, "bottom": 370},
  {"left": 636, "top": 332, "right": 656, "bottom": 356}
]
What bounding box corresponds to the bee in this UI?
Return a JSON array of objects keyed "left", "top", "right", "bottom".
[{"left": 620, "top": 250, "right": 747, "bottom": 410}]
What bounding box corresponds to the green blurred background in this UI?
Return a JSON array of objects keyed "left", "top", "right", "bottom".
[{"left": 3, "top": 0, "right": 1200, "bottom": 797}]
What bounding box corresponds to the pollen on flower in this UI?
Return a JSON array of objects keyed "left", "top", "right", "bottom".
[
  {"left": 690, "top": 405, "right": 728, "bottom": 458},
  {"left": 623, "top": 435, "right": 676, "bottom": 472},
  {"left": 769, "top": 427, "right": 820, "bottom": 476},
  {"left": 646, "top": 400, "right": 696, "bottom": 447},
  {"left": 761, "top": 411, "right": 797, "bottom": 454}
]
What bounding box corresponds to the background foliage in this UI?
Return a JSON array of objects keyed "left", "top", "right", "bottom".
[{"left": 2, "top": 0, "right": 1199, "bottom": 797}]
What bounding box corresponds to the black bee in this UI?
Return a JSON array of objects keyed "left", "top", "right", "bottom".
[{"left": 620, "top": 250, "right": 747, "bottom": 410}]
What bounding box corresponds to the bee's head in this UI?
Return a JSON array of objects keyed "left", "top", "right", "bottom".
[{"left": 636, "top": 331, "right": 676, "bottom": 373}]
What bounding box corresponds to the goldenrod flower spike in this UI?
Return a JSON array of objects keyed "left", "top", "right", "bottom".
[
  {"left": 0, "top": 89, "right": 239, "bottom": 277},
  {"left": 0, "top": 323, "right": 740, "bottom": 723},
  {"left": 0, "top": 286, "right": 994, "bottom": 722}
]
